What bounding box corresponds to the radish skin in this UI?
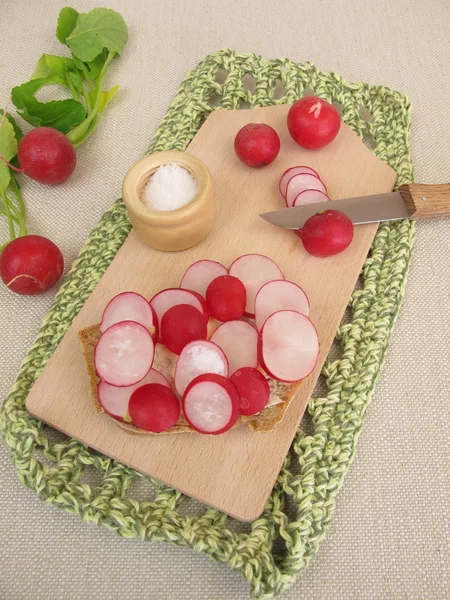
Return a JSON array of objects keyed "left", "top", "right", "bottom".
[
  {"left": 205, "top": 275, "right": 246, "bottom": 322},
  {"left": 254, "top": 280, "right": 310, "bottom": 330},
  {"left": 180, "top": 260, "right": 228, "bottom": 297},
  {"left": 129, "top": 383, "right": 180, "bottom": 433},
  {"left": 160, "top": 303, "right": 207, "bottom": 354},
  {"left": 230, "top": 367, "right": 270, "bottom": 415},
  {"left": 94, "top": 321, "right": 154, "bottom": 387},
  {"left": 210, "top": 320, "right": 258, "bottom": 375},
  {"left": 258, "top": 310, "right": 319, "bottom": 382},
  {"left": 229, "top": 254, "right": 285, "bottom": 317},
  {"left": 182, "top": 374, "right": 239, "bottom": 434}
]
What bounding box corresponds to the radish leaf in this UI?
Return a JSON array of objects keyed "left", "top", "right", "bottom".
[
  {"left": 56, "top": 6, "right": 79, "bottom": 44},
  {"left": 15, "top": 96, "right": 86, "bottom": 134},
  {"left": 31, "top": 54, "right": 75, "bottom": 84},
  {"left": 66, "top": 8, "right": 128, "bottom": 62}
]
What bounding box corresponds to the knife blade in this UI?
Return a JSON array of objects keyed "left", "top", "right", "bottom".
[{"left": 260, "top": 191, "right": 409, "bottom": 229}]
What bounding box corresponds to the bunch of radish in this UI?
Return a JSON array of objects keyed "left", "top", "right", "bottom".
[{"left": 93, "top": 254, "right": 319, "bottom": 435}]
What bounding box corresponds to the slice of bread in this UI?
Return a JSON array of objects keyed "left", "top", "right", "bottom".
[{"left": 78, "top": 324, "right": 298, "bottom": 434}]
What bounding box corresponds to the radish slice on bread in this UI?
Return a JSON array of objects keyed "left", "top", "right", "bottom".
[
  {"left": 254, "top": 280, "right": 310, "bottom": 331},
  {"left": 210, "top": 320, "right": 258, "bottom": 375},
  {"left": 174, "top": 340, "right": 229, "bottom": 396},
  {"left": 129, "top": 383, "right": 180, "bottom": 432},
  {"left": 285, "top": 173, "right": 327, "bottom": 207},
  {"left": 279, "top": 166, "right": 320, "bottom": 198},
  {"left": 182, "top": 374, "right": 239, "bottom": 434},
  {"left": 160, "top": 304, "right": 207, "bottom": 354},
  {"left": 229, "top": 254, "right": 284, "bottom": 317},
  {"left": 258, "top": 310, "right": 319, "bottom": 382},
  {"left": 100, "top": 291, "right": 158, "bottom": 339},
  {"left": 98, "top": 368, "right": 169, "bottom": 420},
  {"left": 150, "top": 288, "right": 209, "bottom": 339},
  {"left": 205, "top": 275, "right": 246, "bottom": 322},
  {"left": 230, "top": 367, "right": 270, "bottom": 416},
  {"left": 94, "top": 321, "right": 154, "bottom": 387},
  {"left": 180, "top": 260, "right": 228, "bottom": 297}
]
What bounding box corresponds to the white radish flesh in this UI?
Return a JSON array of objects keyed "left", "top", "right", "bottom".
[
  {"left": 94, "top": 321, "right": 154, "bottom": 387},
  {"left": 100, "top": 292, "right": 157, "bottom": 337},
  {"left": 182, "top": 374, "right": 239, "bottom": 434},
  {"left": 180, "top": 260, "right": 228, "bottom": 297},
  {"left": 210, "top": 320, "right": 258, "bottom": 375},
  {"left": 293, "top": 189, "right": 330, "bottom": 207},
  {"left": 150, "top": 288, "right": 208, "bottom": 338},
  {"left": 97, "top": 369, "right": 169, "bottom": 419},
  {"left": 229, "top": 254, "right": 285, "bottom": 317},
  {"left": 254, "top": 280, "right": 310, "bottom": 330},
  {"left": 279, "top": 166, "right": 320, "bottom": 198},
  {"left": 174, "top": 340, "right": 229, "bottom": 396},
  {"left": 286, "top": 173, "right": 327, "bottom": 207},
  {"left": 259, "top": 310, "right": 319, "bottom": 382}
]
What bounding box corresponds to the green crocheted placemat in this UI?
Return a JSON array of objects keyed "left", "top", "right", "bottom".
[{"left": 1, "top": 50, "right": 415, "bottom": 598}]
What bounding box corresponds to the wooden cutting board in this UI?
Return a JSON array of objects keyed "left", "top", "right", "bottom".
[{"left": 26, "top": 105, "right": 396, "bottom": 521}]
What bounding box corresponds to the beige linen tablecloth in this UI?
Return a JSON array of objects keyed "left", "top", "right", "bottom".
[{"left": 1, "top": 1, "right": 449, "bottom": 598}]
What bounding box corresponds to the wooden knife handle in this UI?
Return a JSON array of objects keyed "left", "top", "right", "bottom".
[{"left": 399, "top": 183, "right": 450, "bottom": 218}]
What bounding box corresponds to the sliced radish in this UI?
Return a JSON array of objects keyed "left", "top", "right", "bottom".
[
  {"left": 161, "top": 303, "right": 207, "bottom": 354},
  {"left": 97, "top": 368, "right": 170, "bottom": 420},
  {"left": 229, "top": 254, "right": 285, "bottom": 317},
  {"left": 254, "top": 280, "right": 310, "bottom": 331},
  {"left": 174, "top": 340, "right": 229, "bottom": 396},
  {"left": 258, "top": 310, "right": 319, "bottom": 382},
  {"left": 100, "top": 292, "right": 158, "bottom": 340},
  {"left": 180, "top": 260, "right": 228, "bottom": 297},
  {"left": 279, "top": 166, "right": 320, "bottom": 198},
  {"left": 286, "top": 173, "right": 327, "bottom": 207},
  {"left": 94, "top": 321, "right": 154, "bottom": 387},
  {"left": 210, "top": 320, "right": 258, "bottom": 375},
  {"left": 150, "top": 288, "right": 209, "bottom": 339},
  {"left": 230, "top": 367, "right": 270, "bottom": 415},
  {"left": 205, "top": 275, "right": 246, "bottom": 322},
  {"left": 182, "top": 374, "right": 239, "bottom": 434},
  {"left": 293, "top": 189, "right": 330, "bottom": 207},
  {"left": 129, "top": 383, "right": 180, "bottom": 432}
]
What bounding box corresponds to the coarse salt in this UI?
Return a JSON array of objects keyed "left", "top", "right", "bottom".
[{"left": 141, "top": 163, "right": 198, "bottom": 211}]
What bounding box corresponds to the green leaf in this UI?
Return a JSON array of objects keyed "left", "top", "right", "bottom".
[
  {"left": 17, "top": 96, "right": 86, "bottom": 134},
  {"left": 66, "top": 8, "right": 128, "bottom": 62},
  {"left": 0, "top": 111, "right": 23, "bottom": 144},
  {"left": 56, "top": 6, "right": 79, "bottom": 44},
  {"left": 31, "top": 54, "right": 75, "bottom": 85}
]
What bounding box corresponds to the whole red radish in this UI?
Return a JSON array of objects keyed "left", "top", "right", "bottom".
[
  {"left": 18, "top": 127, "right": 76, "bottom": 184},
  {"left": 206, "top": 275, "right": 246, "bottom": 322},
  {"left": 287, "top": 97, "right": 340, "bottom": 149},
  {"left": 129, "top": 383, "right": 180, "bottom": 433},
  {"left": 234, "top": 123, "right": 280, "bottom": 167},
  {"left": 298, "top": 209, "right": 354, "bottom": 257},
  {"left": 0, "top": 234, "right": 64, "bottom": 295}
]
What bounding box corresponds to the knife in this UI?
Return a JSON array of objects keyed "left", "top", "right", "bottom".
[{"left": 260, "top": 183, "right": 450, "bottom": 229}]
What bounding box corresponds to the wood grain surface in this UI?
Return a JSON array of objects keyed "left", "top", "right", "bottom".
[{"left": 25, "top": 105, "right": 396, "bottom": 521}]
